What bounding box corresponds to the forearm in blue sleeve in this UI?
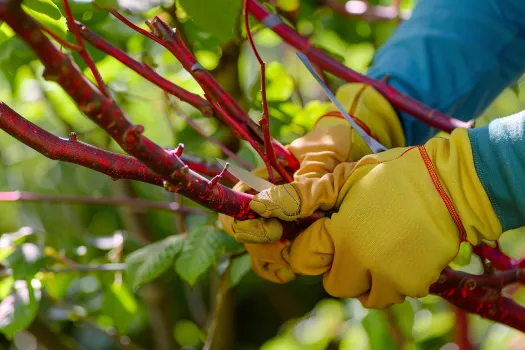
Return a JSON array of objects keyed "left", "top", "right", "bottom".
[
  {"left": 366, "top": 0, "right": 525, "bottom": 145},
  {"left": 469, "top": 111, "right": 525, "bottom": 231}
]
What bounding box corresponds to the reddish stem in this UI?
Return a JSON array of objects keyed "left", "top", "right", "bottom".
[
  {"left": 453, "top": 307, "right": 473, "bottom": 350},
  {"left": 76, "top": 22, "right": 213, "bottom": 117},
  {"left": 243, "top": 0, "right": 277, "bottom": 183},
  {"left": 148, "top": 17, "right": 298, "bottom": 179},
  {"left": 0, "top": 2, "right": 254, "bottom": 218},
  {"left": 474, "top": 242, "right": 525, "bottom": 270},
  {"left": 0, "top": 103, "right": 235, "bottom": 186},
  {"left": 247, "top": 0, "right": 473, "bottom": 133},
  {"left": 62, "top": 0, "right": 110, "bottom": 97},
  {"left": 40, "top": 25, "right": 82, "bottom": 50}
]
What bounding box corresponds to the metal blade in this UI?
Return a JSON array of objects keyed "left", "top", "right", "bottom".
[
  {"left": 296, "top": 52, "right": 388, "bottom": 154},
  {"left": 216, "top": 158, "right": 275, "bottom": 192}
]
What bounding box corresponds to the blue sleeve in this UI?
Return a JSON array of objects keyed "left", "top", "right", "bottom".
[
  {"left": 366, "top": 0, "right": 525, "bottom": 146},
  {"left": 469, "top": 111, "right": 525, "bottom": 231}
]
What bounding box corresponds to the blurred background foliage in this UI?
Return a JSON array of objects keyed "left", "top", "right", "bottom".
[{"left": 1, "top": 0, "right": 525, "bottom": 349}]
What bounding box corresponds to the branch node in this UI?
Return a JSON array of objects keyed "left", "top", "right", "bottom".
[
  {"left": 123, "top": 124, "right": 145, "bottom": 149},
  {"left": 79, "top": 101, "right": 102, "bottom": 114},
  {"left": 208, "top": 162, "right": 230, "bottom": 190},
  {"left": 68, "top": 132, "right": 77, "bottom": 141},
  {"left": 190, "top": 62, "right": 205, "bottom": 73},
  {"left": 163, "top": 181, "right": 181, "bottom": 193},
  {"left": 174, "top": 143, "right": 184, "bottom": 157},
  {"left": 171, "top": 165, "right": 189, "bottom": 178}
]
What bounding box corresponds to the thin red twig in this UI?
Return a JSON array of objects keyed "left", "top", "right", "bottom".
[
  {"left": 76, "top": 22, "right": 213, "bottom": 116},
  {"left": 164, "top": 94, "right": 254, "bottom": 170},
  {"left": 148, "top": 17, "right": 295, "bottom": 182},
  {"left": 62, "top": 0, "right": 110, "bottom": 97},
  {"left": 243, "top": 0, "right": 277, "bottom": 183},
  {"left": 0, "top": 4, "right": 253, "bottom": 218},
  {"left": 247, "top": 0, "right": 472, "bottom": 133},
  {"left": 40, "top": 25, "right": 82, "bottom": 51}
]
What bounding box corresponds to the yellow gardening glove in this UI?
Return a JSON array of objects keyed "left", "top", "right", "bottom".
[
  {"left": 248, "top": 128, "right": 502, "bottom": 308},
  {"left": 219, "top": 83, "right": 405, "bottom": 282},
  {"left": 290, "top": 83, "right": 405, "bottom": 181}
]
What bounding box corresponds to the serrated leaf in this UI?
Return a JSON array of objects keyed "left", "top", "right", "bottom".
[
  {"left": 175, "top": 226, "right": 243, "bottom": 286},
  {"left": 179, "top": 0, "right": 242, "bottom": 44},
  {"left": 0, "top": 280, "right": 41, "bottom": 339},
  {"left": 125, "top": 235, "right": 184, "bottom": 289},
  {"left": 229, "top": 254, "right": 251, "bottom": 287},
  {"left": 5, "top": 244, "right": 46, "bottom": 280},
  {"left": 101, "top": 282, "right": 138, "bottom": 333},
  {"left": 23, "top": 0, "right": 62, "bottom": 20}
]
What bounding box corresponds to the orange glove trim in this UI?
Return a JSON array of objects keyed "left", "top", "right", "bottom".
[{"left": 418, "top": 145, "right": 468, "bottom": 243}]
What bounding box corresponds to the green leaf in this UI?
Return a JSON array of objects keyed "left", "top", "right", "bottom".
[
  {"left": 101, "top": 282, "right": 138, "bottom": 334},
  {"left": 125, "top": 235, "right": 185, "bottom": 289},
  {"left": 0, "top": 280, "right": 41, "bottom": 339},
  {"left": 23, "top": 0, "right": 62, "bottom": 20},
  {"left": 5, "top": 243, "right": 46, "bottom": 280},
  {"left": 229, "top": 254, "right": 251, "bottom": 287},
  {"left": 179, "top": 0, "right": 242, "bottom": 44},
  {"left": 22, "top": 4, "right": 67, "bottom": 40},
  {"left": 175, "top": 226, "right": 243, "bottom": 286}
]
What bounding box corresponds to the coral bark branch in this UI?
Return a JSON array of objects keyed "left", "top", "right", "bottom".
[
  {"left": 148, "top": 17, "right": 298, "bottom": 178},
  {"left": 77, "top": 22, "right": 213, "bottom": 116},
  {"left": 0, "top": 2, "right": 254, "bottom": 219},
  {"left": 243, "top": 0, "right": 277, "bottom": 182},
  {"left": 247, "top": 0, "right": 472, "bottom": 133},
  {"left": 62, "top": 0, "right": 110, "bottom": 97}
]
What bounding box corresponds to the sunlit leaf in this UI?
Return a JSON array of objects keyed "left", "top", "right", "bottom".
[
  {"left": 175, "top": 226, "right": 243, "bottom": 286},
  {"left": 101, "top": 282, "right": 138, "bottom": 333},
  {"left": 229, "top": 254, "right": 251, "bottom": 287},
  {"left": 0, "top": 280, "right": 41, "bottom": 339},
  {"left": 125, "top": 235, "right": 185, "bottom": 289},
  {"left": 21, "top": 4, "right": 67, "bottom": 39},
  {"left": 179, "top": 0, "right": 242, "bottom": 44},
  {"left": 23, "top": 0, "right": 62, "bottom": 20},
  {"left": 5, "top": 243, "right": 46, "bottom": 280}
]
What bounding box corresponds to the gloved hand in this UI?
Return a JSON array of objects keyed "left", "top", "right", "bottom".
[
  {"left": 243, "top": 127, "right": 502, "bottom": 308},
  {"left": 219, "top": 83, "right": 406, "bottom": 283}
]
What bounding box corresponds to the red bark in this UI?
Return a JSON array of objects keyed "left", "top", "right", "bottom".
[
  {"left": 0, "top": 1, "right": 254, "bottom": 219},
  {"left": 247, "top": 0, "right": 473, "bottom": 133}
]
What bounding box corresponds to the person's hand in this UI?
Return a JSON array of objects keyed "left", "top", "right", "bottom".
[
  {"left": 219, "top": 83, "right": 405, "bottom": 283},
  {"left": 242, "top": 127, "right": 502, "bottom": 308}
]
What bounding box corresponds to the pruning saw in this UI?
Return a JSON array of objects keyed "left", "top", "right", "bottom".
[{"left": 216, "top": 52, "right": 388, "bottom": 192}]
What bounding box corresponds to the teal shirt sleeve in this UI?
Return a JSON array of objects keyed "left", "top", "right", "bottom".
[
  {"left": 469, "top": 112, "right": 525, "bottom": 231},
  {"left": 366, "top": 0, "right": 525, "bottom": 146}
]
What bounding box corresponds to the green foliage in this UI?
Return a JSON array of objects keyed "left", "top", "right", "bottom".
[
  {"left": 175, "top": 225, "right": 243, "bottom": 286},
  {"left": 179, "top": 0, "right": 242, "bottom": 44},
  {"left": 5, "top": 243, "right": 46, "bottom": 280},
  {"left": 1, "top": 0, "right": 525, "bottom": 349},
  {"left": 125, "top": 235, "right": 185, "bottom": 289},
  {"left": 0, "top": 280, "right": 41, "bottom": 339}
]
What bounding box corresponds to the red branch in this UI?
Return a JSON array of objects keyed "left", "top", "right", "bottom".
[
  {"left": 147, "top": 17, "right": 297, "bottom": 180},
  {"left": 247, "top": 0, "right": 473, "bottom": 133},
  {"left": 430, "top": 267, "right": 525, "bottom": 332},
  {"left": 243, "top": 0, "right": 277, "bottom": 183},
  {"left": 0, "top": 2, "right": 253, "bottom": 219},
  {"left": 76, "top": 22, "right": 213, "bottom": 117},
  {"left": 0, "top": 103, "right": 236, "bottom": 186},
  {"left": 62, "top": 0, "right": 110, "bottom": 97}
]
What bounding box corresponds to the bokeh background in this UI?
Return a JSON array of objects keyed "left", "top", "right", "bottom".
[{"left": 1, "top": 0, "right": 525, "bottom": 349}]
